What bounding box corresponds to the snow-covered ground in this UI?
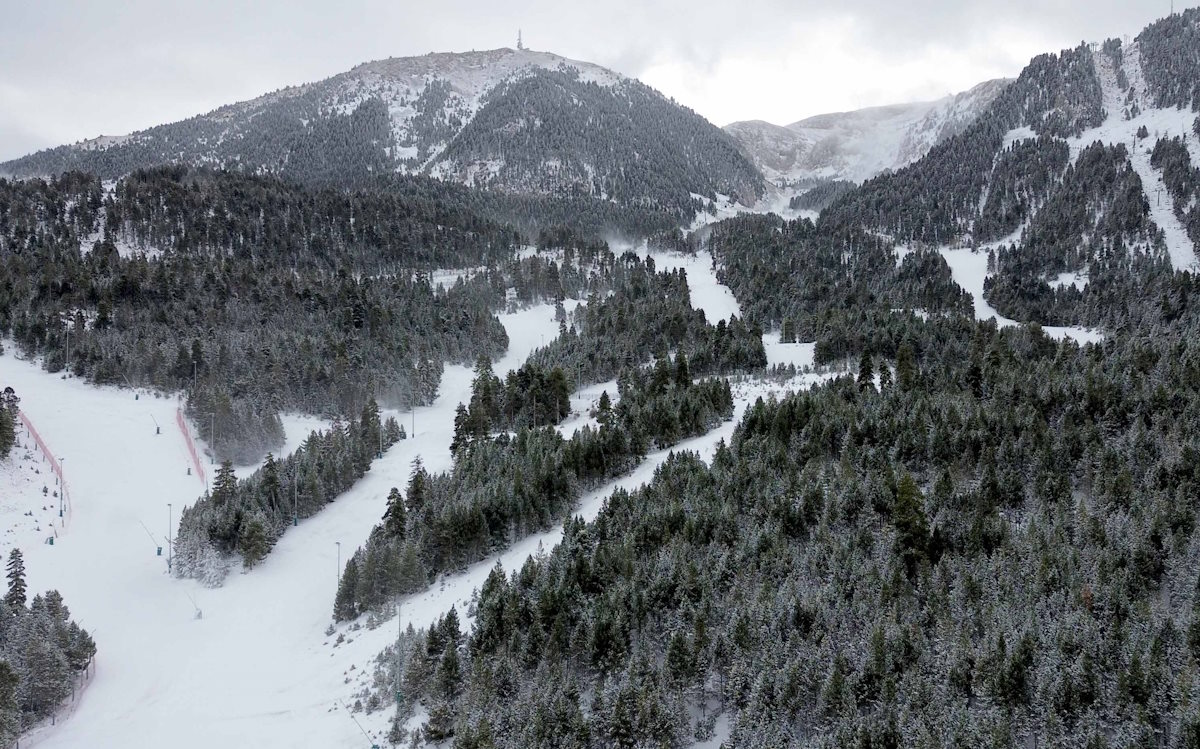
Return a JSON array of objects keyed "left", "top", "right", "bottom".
[
  {"left": 0, "top": 421, "right": 67, "bottom": 555},
  {"left": 1049, "top": 270, "right": 1089, "bottom": 291},
  {"left": 635, "top": 243, "right": 742, "bottom": 323},
  {"left": 552, "top": 379, "right": 616, "bottom": 438},
  {"left": 762, "top": 332, "right": 816, "bottom": 369},
  {"left": 0, "top": 303, "right": 567, "bottom": 749},
  {"left": 1049, "top": 41, "right": 1200, "bottom": 271},
  {"left": 939, "top": 244, "right": 1103, "bottom": 344},
  {"left": 424, "top": 266, "right": 487, "bottom": 290}
]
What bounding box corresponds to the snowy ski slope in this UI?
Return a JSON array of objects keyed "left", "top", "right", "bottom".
[
  {"left": 0, "top": 240, "right": 840, "bottom": 747},
  {"left": 1, "top": 305, "right": 565, "bottom": 749}
]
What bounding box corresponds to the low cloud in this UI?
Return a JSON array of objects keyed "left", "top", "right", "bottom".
[{"left": 0, "top": 0, "right": 1190, "bottom": 160}]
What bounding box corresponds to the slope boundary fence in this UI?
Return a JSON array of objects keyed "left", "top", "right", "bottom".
[
  {"left": 176, "top": 407, "right": 206, "bottom": 488},
  {"left": 17, "top": 411, "right": 71, "bottom": 530}
]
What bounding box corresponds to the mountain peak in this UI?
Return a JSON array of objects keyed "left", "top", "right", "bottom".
[
  {"left": 726, "top": 78, "right": 1012, "bottom": 185},
  {"left": 1, "top": 46, "right": 761, "bottom": 222}
]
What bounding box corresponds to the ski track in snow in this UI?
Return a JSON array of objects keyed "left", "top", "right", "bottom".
[
  {"left": 2, "top": 258, "right": 823, "bottom": 748},
  {"left": 1, "top": 304, "right": 568, "bottom": 749},
  {"left": 935, "top": 40, "right": 1200, "bottom": 343},
  {"left": 1063, "top": 43, "right": 1199, "bottom": 271},
  {"left": 631, "top": 243, "right": 742, "bottom": 323},
  {"left": 332, "top": 268, "right": 828, "bottom": 742},
  {"left": 938, "top": 242, "right": 1104, "bottom": 345}
]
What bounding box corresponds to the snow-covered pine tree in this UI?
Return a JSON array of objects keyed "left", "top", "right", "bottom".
[{"left": 5, "top": 550, "right": 26, "bottom": 609}]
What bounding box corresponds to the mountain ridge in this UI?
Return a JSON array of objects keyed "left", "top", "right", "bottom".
[
  {"left": 726, "top": 78, "right": 1012, "bottom": 186},
  {"left": 0, "top": 47, "right": 763, "bottom": 223}
]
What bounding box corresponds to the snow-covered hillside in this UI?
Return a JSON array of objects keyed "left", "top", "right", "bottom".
[
  {"left": 318, "top": 48, "right": 623, "bottom": 171},
  {"left": 0, "top": 235, "right": 845, "bottom": 747},
  {"left": 42, "top": 48, "right": 623, "bottom": 176},
  {"left": 1, "top": 47, "right": 764, "bottom": 218},
  {"left": 726, "top": 79, "right": 1010, "bottom": 186},
  {"left": 0, "top": 304, "right": 565, "bottom": 749},
  {"left": 1057, "top": 39, "right": 1200, "bottom": 271}
]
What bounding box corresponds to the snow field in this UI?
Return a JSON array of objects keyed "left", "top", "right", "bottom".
[
  {"left": 938, "top": 245, "right": 1104, "bottom": 345},
  {"left": 0, "top": 303, "right": 567, "bottom": 749},
  {"left": 635, "top": 244, "right": 742, "bottom": 323},
  {"left": 1058, "top": 42, "right": 1200, "bottom": 271},
  {"left": 0, "top": 421, "right": 69, "bottom": 555},
  {"left": 330, "top": 260, "right": 836, "bottom": 743}
]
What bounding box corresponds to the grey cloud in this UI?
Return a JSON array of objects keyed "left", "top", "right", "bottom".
[{"left": 0, "top": 0, "right": 1192, "bottom": 160}]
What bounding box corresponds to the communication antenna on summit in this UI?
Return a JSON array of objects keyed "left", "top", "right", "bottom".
[{"left": 517, "top": 29, "right": 525, "bottom": 51}]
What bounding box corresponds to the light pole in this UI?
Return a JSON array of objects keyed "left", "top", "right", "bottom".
[
  {"left": 167, "top": 504, "right": 173, "bottom": 572},
  {"left": 207, "top": 412, "right": 216, "bottom": 464},
  {"left": 58, "top": 457, "right": 66, "bottom": 519},
  {"left": 394, "top": 597, "right": 403, "bottom": 704}
]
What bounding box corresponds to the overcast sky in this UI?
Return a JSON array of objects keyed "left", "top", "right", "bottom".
[{"left": 0, "top": 0, "right": 1189, "bottom": 161}]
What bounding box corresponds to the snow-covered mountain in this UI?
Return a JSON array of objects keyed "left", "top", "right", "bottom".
[
  {"left": 726, "top": 79, "right": 1011, "bottom": 185},
  {"left": 0, "top": 48, "right": 763, "bottom": 219}
]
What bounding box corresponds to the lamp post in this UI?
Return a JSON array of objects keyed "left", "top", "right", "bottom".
[
  {"left": 58, "top": 457, "right": 66, "bottom": 519},
  {"left": 208, "top": 412, "right": 216, "bottom": 464},
  {"left": 395, "top": 598, "right": 403, "bottom": 704},
  {"left": 167, "top": 503, "right": 173, "bottom": 572}
]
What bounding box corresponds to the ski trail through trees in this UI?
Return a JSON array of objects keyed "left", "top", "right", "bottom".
[{"left": 4, "top": 305, "right": 565, "bottom": 749}]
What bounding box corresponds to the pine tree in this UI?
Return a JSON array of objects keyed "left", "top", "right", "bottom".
[
  {"left": 0, "top": 660, "right": 18, "bottom": 744},
  {"left": 674, "top": 352, "right": 691, "bottom": 389},
  {"left": 383, "top": 487, "right": 407, "bottom": 539},
  {"left": 857, "top": 350, "right": 875, "bottom": 390},
  {"left": 5, "top": 549, "right": 26, "bottom": 609},
  {"left": 0, "top": 407, "right": 13, "bottom": 460},
  {"left": 879, "top": 365, "right": 893, "bottom": 390},
  {"left": 334, "top": 557, "right": 360, "bottom": 621},
  {"left": 239, "top": 515, "right": 272, "bottom": 569},
  {"left": 893, "top": 474, "right": 929, "bottom": 576},
  {"left": 651, "top": 357, "right": 672, "bottom": 395},
  {"left": 361, "top": 399, "right": 382, "bottom": 459},
  {"left": 666, "top": 631, "right": 694, "bottom": 689},
  {"left": 597, "top": 390, "right": 613, "bottom": 428},
  {"left": 895, "top": 341, "right": 917, "bottom": 391},
  {"left": 451, "top": 404, "right": 470, "bottom": 453},
  {"left": 259, "top": 453, "right": 280, "bottom": 513},
  {"left": 387, "top": 711, "right": 408, "bottom": 746},
  {"left": 211, "top": 461, "right": 237, "bottom": 505},
  {"left": 406, "top": 459, "right": 427, "bottom": 515}
]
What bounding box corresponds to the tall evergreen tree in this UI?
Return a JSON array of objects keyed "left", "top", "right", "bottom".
[
  {"left": 383, "top": 487, "right": 407, "bottom": 539},
  {"left": 893, "top": 474, "right": 930, "bottom": 576},
  {"left": 239, "top": 515, "right": 272, "bottom": 569},
  {"left": 5, "top": 549, "right": 26, "bottom": 609},
  {"left": 0, "top": 407, "right": 13, "bottom": 460},
  {"left": 895, "top": 341, "right": 918, "bottom": 391},
  {"left": 334, "top": 557, "right": 360, "bottom": 621},
  {"left": 211, "top": 461, "right": 237, "bottom": 505},
  {"left": 857, "top": 350, "right": 875, "bottom": 390}
]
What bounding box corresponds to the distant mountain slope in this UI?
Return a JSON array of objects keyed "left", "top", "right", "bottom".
[
  {"left": 0, "top": 48, "right": 763, "bottom": 222},
  {"left": 725, "top": 79, "right": 1010, "bottom": 185}
]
